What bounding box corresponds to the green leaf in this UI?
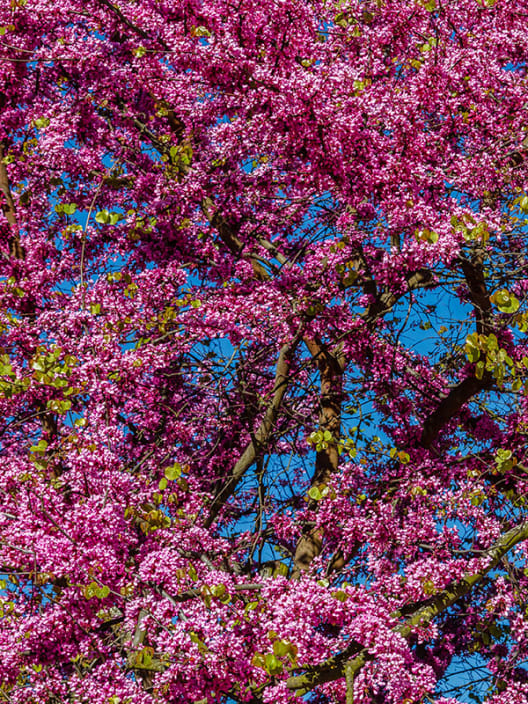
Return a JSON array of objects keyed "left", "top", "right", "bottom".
[
  {"left": 512, "top": 378, "right": 523, "bottom": 392},
  {"left": 332, "top": 589, "right": 349, "bottom": 602},
  {"left": 308, "top": 431, "right": 321, "bottom": 444},
  {"left": 491, "top": 289, "right": 520, "bottom": 314},
  {"left": 210, "top": 584, "right": 226, "bottom": 598},
  {"left": 83, "top": 581, "right": 99, "bottom": 599},
  {"left": 273, "top": 640, "right": 290, "bottom": 657},
  {"left": 34, "top": 117, "right": 50, "bottom": 130},
  {"left": 47, "top": 399, "right": 72, "bottom": 414},
  {"left": 164, "top": 463, "right": 181, "bottom": 480},
  {"left": 189, "top": 631, "right": 202, "bottom": 645},
  {"left": 427, "top": 230, "right": 438, "bottom": 243},
  {"left": 422, "top": 579, "right": 436, "bottom": 595},
  {"left": 263, "top": 653, "right": 283, "bottom": 676},
  {"left": 466, "top": 346, "right": 480, "bottom": 363},
  {"left": 95, "top": 210, "right": 111, "bottom": 224},
  {"left": 135, "top": 646, "right": 153, "bottom": 668},
  {"left": 485, "top": 333, "right": 498, "bottom": 351},
  {"left": 95, "top": 210, "right": 120, "bottom": 225},
  {"left": 308, "top": 486, "right": 323, "bottom": 501},
  {"left": 251, "top": 652, "right": 266, "bottom": 669},
  {"left": 466, "top": 331, "right": 479, "bottom": 347},
  {"left": 30, "top": 439, "right": 48, "bottom": 453},
  {"left": 273, "top": 639, "right": 298, "bottom": 660},
  {"left": 192, "top": 25, "right": 211, "bottom": 37},
  {"left": 495, "top": 449, "right": 514, "bottom": 473}
]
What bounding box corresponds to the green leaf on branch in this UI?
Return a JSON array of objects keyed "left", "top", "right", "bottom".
[
  {"left": 83, "top": 582, "right": 110, "bottom": 599},
  {"left": 308, "top": 484, "right": 329, "bottom": 501},
  {"left": 164, "top": 462, "right": 181, "bottom": 480},
  {"left": 30, "top": 439, "right": 48, "bottom": 453},
  {"left": 191, "top": 25, "right": 211, "bottom": 37},
  {"left": 34, "top": 117, "right": 50, "bottom": 129},
  {"left": 95, "top": 210, "right": 122, "bottom": 225},
  {"left": 491, "top": 289, "right": 520, "bottom": 314},
  {"left": 415, "top": 228, "right": 438, "bottom": 244},
  {"left": 467, "top": 346, "right": 480, "bottom": 363},
  {"left": 46, "top": 399, "right": 72, "bottom": 414},
  {"left": 273, "top": 639, "right": 298, "bottom": 662},
  {"left": 251, "top": 650, "right": 284, "bottom": 676},
  {"left": 465, "top": 332, "right": 481, "bottom": 362},
  {"left": 495, "top": 449, "right": 515, "bottom": 473}
]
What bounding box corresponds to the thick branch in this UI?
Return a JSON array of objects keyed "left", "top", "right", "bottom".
[
  {"left": 0, "top": 141, "right": 22, "bottom": 259},
  {"left": 286, "top": 520, "right": 528, "bottom": 694},
  {"left": 204, "top": 332, "right": 302, "bottom": 528},
  {"left": 459, "top": 252, "right": 493, "bottom": 335},
  {"left": 420, "top": 372, "right": 492, "bottom": 448},
  {"left": 293, "top": 268, "right": 434, "bottom": 575},
  {"left": 420, "top": 254, "right": 493, "bottom": 448},
  {"left": 363, "top": 268, "right": 434, "bottom": 325},
  {"left": 293, "top": 338, "right": 345, "bottom": 575},
  {"left": 201, "top": 197, "right": 270, "bottom": 280},
  {"left": 303, "top": 338, "right": 346, "bottom": 487}
]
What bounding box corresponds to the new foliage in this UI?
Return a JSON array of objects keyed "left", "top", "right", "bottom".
[{"left": 1, "top": 1, "right": 528, "bottom": 702}]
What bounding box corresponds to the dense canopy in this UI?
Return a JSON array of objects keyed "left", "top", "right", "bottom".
[{"left": 2, "top": 1, "right": 528, "bottom": 702}]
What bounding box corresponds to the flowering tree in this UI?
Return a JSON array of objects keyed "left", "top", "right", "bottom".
[{"left": 2, "top": 0, "right": 528, "bottom": 702}]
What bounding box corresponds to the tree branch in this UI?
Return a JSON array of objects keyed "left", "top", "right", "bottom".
[
  {"left": 286, "top": 520, "right": 528, "bottom": 695},
  {"left": 204, "top": 330, "right": 303, "bottom": 528},
  {"left": 458, "top": 250, "right": 493, "bottom": 336},
  {"left": 420, "top": 253, "right": 493, "bottom": 448},
  {"left": 293, "top": 268, "right": 434, "bottom": 575},
  {"left": 420, "top": 373, "right": 492, "bottom": 448},
  {"left": 363, "top": 268, "right": 434, "bottom": 325},
  {"left": 201, "top": 197, "right": 270, "bottom": 280},
  {"left": 293, "top": 338, "right": 345, "bottom": 575},
  {"left": 0, "top": 141, "right": 22, "bottom": 259}
]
